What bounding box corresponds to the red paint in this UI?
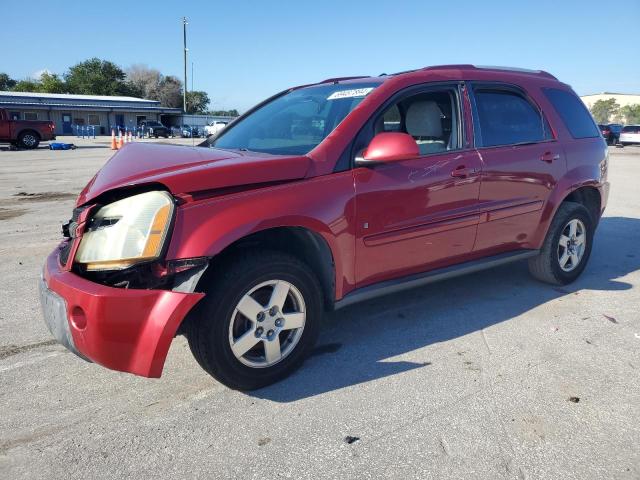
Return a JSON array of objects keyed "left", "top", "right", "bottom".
[
  {"left": 43, "top": 65, "right": 609, "bottom": 378},
  {"left": 362, "top": 132, "right": 420, "bottom": 162},
  {"left": 44, "top": 251, "right": 203, "bottom": 377}
]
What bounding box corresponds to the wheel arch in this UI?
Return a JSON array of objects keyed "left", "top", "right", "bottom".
[
  {"left": 533, "top": 181, "right": 603, "bottom": 249},
  {"left": 562, "top": 185, "right": 602, "bottom": 225},
  {"left": 195, "top": 225, "right": 337, "bottom": 310},
  {"left": 18, "top": 128, "right": 41, "bottom": 140}
]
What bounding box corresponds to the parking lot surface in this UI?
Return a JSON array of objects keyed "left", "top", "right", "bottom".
[{"left": 1, "top": 139, "right": 639, "bottom": 479}]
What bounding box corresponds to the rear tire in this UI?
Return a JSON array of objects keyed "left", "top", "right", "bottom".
[
  {"left": 528, "top": 201, "right": 594, "bottom": 285},
  {"left": 17, "top": 131, "right": 40, "bottom": 149},
  {"left": 186, "top": 250, "right": 322, "bottom": 390}
]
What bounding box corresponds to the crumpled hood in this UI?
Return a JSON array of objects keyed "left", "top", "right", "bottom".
[{"left": 77, "top": 143, "right": 311, "bottom": 205}]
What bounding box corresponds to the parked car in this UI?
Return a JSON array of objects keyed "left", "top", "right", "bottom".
[
  {"left": 598, "top": 123, "right": 622, "bottom": 145},
  {"left": 204, "top": 120, "right": 229, "bottom": 137},
  {"left": 619, "top": 125, "right": 640, "bottom": 146},
  {"left": 0, "top": 108, "right": 56, "bottom": 149},
  {"left": 41, "top": 65, "right": 609, "bottom": 390},
  {"left": 180, "top": 124, "right": 202, "bottom": 138},
  {"left": 138, "top": 120, "right": 169, "bottom": 138}
]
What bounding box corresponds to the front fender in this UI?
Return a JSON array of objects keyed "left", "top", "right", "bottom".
[{"left": 165, "top": 172, "right": 357, "bottom": 299}]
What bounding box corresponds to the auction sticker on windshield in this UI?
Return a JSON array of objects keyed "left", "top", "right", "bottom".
[{"left": 327, "top": 88, "right": 374, "bottom": 100}]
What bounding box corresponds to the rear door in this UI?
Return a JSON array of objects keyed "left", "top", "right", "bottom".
[{"left": 469, "top": 83, "right": 565, "bottom": 253}]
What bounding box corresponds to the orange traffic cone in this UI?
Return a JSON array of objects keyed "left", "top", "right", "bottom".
[
  {"left": 118, "top": 132, "right": 124, "bottom": 149},
  {"left": 110, "top": 129, "right": 117, "bottom": 150}
]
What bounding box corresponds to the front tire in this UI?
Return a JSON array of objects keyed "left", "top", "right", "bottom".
[
  {"left": 186, "top": 250, "right": 322, "bottom": 390},
  {"left": 528, "top": 201, "right": 594, "bottom": 285}
]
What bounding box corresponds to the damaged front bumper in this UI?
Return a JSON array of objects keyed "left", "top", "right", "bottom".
[{"left": 40, "top": 250, "right": 204, "bottom": 377}]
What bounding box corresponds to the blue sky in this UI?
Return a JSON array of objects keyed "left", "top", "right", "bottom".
[{"left": 1, "top": 0, "right": 638, "bottom": 112}]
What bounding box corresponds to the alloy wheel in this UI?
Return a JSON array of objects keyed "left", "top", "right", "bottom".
[
  {"left": 228, "top": 280, "right": 306, "bottom": 368},
  {"left": 557, "top": 218, "right": 586, "bottom": 272}
]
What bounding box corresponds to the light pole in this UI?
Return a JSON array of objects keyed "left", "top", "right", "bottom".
[{"left": 183, "top": 16, "right": 188, "bottom": 113}]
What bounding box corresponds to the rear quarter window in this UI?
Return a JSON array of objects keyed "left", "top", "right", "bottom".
[{"left": 542, "top": 88, "right": 600, "bottom": 139}]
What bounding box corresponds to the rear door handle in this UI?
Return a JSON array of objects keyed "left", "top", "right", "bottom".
[
  {"left": 451, "top": 165, "right": 476, "bottom": 178},
  {"left": 541, "top": 151, "right": 560, "bottom": 163}
]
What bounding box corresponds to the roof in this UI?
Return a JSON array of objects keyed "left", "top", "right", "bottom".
[
  {"left": 316, "top": 64, "right": 560, "bottom": 87},
  {"left": 0, "top": 90, "right": 155, "bottom": 103}
]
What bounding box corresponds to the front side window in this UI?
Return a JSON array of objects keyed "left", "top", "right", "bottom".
[
  {"left": 473, "top": 88, "right": 549, "bottom": 147},
  {"left": 210, "top": 82, "right": 380, "bottom": 155},
  {"left": 375, "top": 88, "right": 460, "bottom": 154}
]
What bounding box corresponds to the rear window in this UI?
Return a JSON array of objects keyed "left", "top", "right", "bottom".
[
  {"left": 622, "top": 125, "right": 640, "bottom": 133},
  {"left": 542, "top": 88, "right": 600, "bottom": 139}
]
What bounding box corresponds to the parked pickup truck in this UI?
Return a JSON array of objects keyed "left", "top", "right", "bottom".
[
  {"left": 41, "top": 65, "right": 609, "bottom": 390},
  {"left": 0, "top": 109, "right": 56, "bottom": 149}
]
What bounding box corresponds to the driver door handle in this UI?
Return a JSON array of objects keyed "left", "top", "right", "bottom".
[{"left": 451, "top": 165, "right": 476, "bottom": 178}]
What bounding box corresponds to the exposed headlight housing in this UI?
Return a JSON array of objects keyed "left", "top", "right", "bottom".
[{"left": 75, "top": 191, "right": 174, "bottom": 271}]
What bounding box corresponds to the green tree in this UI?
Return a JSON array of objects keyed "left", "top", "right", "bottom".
[
  {"left": 12, "top": 79, "right": 41, "bottom": 92},
  {"left": 209, "top": 109, "right": 239, "bottom": 117},
  {"left": 589, "top": 98, "right": 620, "bottom": 124},
  {"left": 0, "top": 73, "right": 17, "bottom": 91},
  {"left": 186, "top": 90, "right": 210, "bottom": 114},
  {"left": 64, "top": 58, "right": 134, "bottom": 96},
  {"left": 620, "top": 104, "right": 640, "bottom": 124},
  {"left": 39, "top": 72, "right": 66, "bottom": 93}
]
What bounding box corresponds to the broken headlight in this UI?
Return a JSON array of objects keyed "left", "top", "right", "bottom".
[{"left": 75, "top": 191, "right": 174, "bottom": 271}]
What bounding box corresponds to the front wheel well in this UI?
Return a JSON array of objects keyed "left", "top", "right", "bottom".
[
  {"left": 199, "top": 227, "right": 336, "bottom": 310},
  {"left": 19, "top": 129, "right": 41, "bottom": 139},
  {"left": 563, "top": 186, "right": 601, "bottom": 225}
]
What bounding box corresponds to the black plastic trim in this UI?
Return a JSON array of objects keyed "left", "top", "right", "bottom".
[{"left": 334, "top": 249, "right": 539, "bottom": 310}]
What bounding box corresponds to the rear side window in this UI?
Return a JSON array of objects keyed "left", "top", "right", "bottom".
[
  {"left": 472, "top": 89, "right": 549, "bottom": 147},
  {"left": 543, "top": 88, "right": 600, "bottom": 139}
]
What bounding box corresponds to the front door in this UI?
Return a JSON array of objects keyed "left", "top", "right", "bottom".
[
  {"left": 354, "top": 85, "right": 482, "bottom": 288},
  {"left": 61, "top": 113, "right": 72, "bottom": 134},
  {"left": 469, "top": 84, "right": 565, "bottom": 253}
]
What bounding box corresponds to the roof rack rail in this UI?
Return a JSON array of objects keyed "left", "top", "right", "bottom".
[
  {"left": 402, "top": 64, "right": 558, "bottom": 80},
  {"left": 319, "top": 76, "right": 369, "bottom": 84},
  {"left": 473, "top": 65, "right": 557, "bottom": 79}
]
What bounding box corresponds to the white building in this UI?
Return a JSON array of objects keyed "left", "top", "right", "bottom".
[
  {"left": 0, "top": 91, "right": 182, "bottom": 135},
  {"left": 580, "top": 93, "right": 640, "bottom": 123}
]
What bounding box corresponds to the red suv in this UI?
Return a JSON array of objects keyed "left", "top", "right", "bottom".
[{"left": 40, "top": 65, "right": 609, "bottom": 390}]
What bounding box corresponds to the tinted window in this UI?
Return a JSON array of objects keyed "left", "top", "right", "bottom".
[
  {"left": 473, "top": 89, "right": 548, "bottom": 147},
  {"left": 622, "top": 125, "right": 640, "bottom": 133},
  {"left": 543, "top": 88, "right": 600, "bottom": 139}
]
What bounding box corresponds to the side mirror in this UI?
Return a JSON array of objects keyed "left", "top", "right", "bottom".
[{"left": 356, "top": 132, "right": 419, "bottom": 165}]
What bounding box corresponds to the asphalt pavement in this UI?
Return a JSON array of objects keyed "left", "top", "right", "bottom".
[{"left": 1, "top": 138, "right": 639, "bottom": 479}]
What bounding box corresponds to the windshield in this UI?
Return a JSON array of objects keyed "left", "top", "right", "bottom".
[{"left": 209, "top": 82, "right": 379, "bottom": 155}]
